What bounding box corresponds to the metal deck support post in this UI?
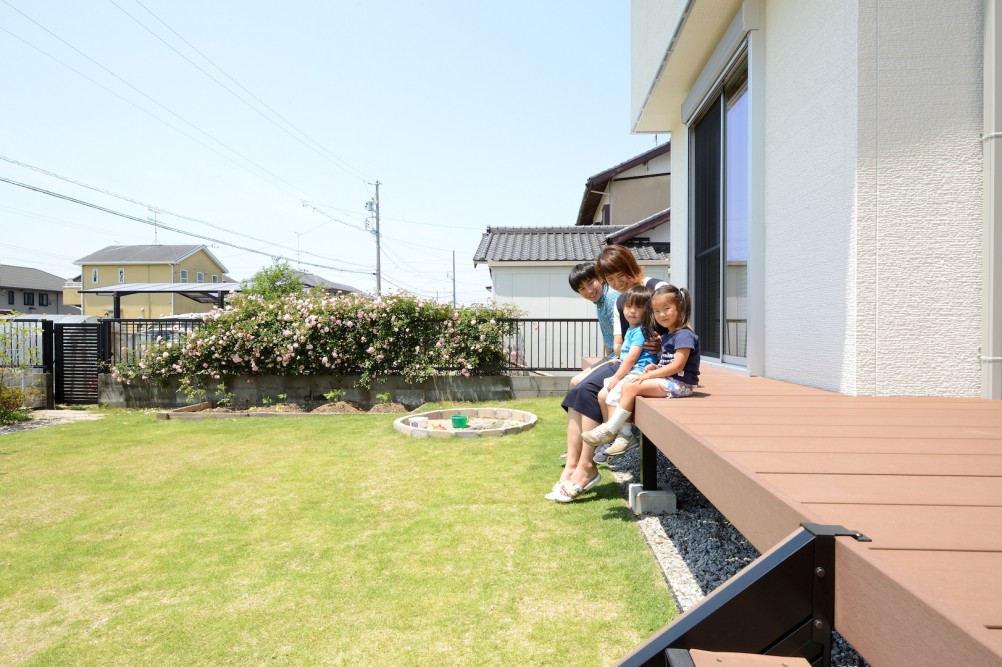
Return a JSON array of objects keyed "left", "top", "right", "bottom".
[{"left": 640, "top": 432, "right": 659, "bottom": 491}]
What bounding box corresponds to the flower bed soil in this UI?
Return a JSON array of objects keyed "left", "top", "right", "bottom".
[{"left": 160, "top": 400, "right": 411, "bottom": 420}]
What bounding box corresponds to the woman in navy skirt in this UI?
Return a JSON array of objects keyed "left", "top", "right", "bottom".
[{"left": 546, "top": 245, "right": 666, "bottom": 503}]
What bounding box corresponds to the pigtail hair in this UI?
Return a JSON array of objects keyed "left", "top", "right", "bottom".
[{"left": 651, "top": 284, "right": 693, "bottom": 330}]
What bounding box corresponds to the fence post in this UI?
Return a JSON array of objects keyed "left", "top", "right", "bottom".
[
  {"left": 41, "top": 320, "right": 54, "bottom": 409},
  {"left": 98, "top": 320, "right": 111, "bottom": 370}
]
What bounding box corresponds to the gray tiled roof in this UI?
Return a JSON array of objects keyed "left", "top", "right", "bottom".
[
  {"left": 0, "top": 264, "right": 67, "bottom": 291},
  {"left": 294, "top": 270, "right": 358, "bottom": 293},
  {"left": 75, "top": 244, "right": 219, "bottom": 267},
  {"left": 473, "top": 226, "right": 669, "bottom": 264}
]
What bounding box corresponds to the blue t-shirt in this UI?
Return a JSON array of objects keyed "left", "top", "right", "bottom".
[
  {"left": 595, "top": 284, "right": 619, "bottom": 353},
  {"left": 658, "top": 327, "right": 700, "bottom": 385},
  {"left": 622, "top": 325, "right": 658, "bottom": 374}
]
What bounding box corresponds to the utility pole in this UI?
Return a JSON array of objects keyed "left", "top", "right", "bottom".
[
  {"left": 366, "top": 182, "right": 381, "bottom": 294},
  {"left": 149, "top": 208, "right": 159, "bottom": 244},
  {"left": 446, "top": 251, "right": 457, "bottom": 306}
]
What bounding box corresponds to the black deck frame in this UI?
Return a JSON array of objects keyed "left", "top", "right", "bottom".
[{"left": 618, "top": 519, "right": 870, "bottom": 667}]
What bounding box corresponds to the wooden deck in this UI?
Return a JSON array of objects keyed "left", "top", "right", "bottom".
[{"left": 634, "top": 365, "right": 1002, "bottom": 667}]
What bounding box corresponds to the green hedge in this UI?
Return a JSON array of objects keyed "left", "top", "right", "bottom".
[{"left": 112, "top": 291, "right": 520, "bottom": 390}]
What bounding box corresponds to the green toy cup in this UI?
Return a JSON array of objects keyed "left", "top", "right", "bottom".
[{"left": 451, "top": 414, "right": 469, "bottom": 429}]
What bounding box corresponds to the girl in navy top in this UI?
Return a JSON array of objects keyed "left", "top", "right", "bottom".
[{"left": 580, "top": 284, "right": 700, "bottom": 452}]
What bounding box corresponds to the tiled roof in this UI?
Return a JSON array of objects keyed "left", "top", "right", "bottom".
[
  {"left": 0, "top": 264, "right": 67, "bottom": 291},
  {"left": 294, "top": 270, "right": 358, "bottom": 293},
  {"left": 473, "top": 226, "right": 669, "bottom": 264},
  {"left": 74, "top": 245, "right": 227, "bottom": 272},
  {"left": 606, "top": 208, "right": 671, "bottom": 245}
]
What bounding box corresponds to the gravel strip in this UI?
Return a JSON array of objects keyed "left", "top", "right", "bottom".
[{"left": 605, "top": 446, "right": 870, "bottom": 667}]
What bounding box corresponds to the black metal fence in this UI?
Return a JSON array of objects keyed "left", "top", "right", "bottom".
[
  {"left": 502, "top": 319, "right": 605, "bottom": 372},
  {"left": 100, "top": 317, "right": 604, "bottom": 374},
  {"left": 104, "top": 318, "right": 204, "bottom": 368}
]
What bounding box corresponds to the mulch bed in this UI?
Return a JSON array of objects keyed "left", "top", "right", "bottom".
[{"left": 366, "top": 402, "right": 409, "bottom": 414}]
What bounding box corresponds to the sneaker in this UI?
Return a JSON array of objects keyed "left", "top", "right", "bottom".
[
  {"left": 605, "top": 432, "right": 639, "bottom": 457},
  {"left": 593, "top": 443, "right": 610, "bottom": 464},
  {"left": 581, "top": 423, "right": 617, "bottom": 447}
]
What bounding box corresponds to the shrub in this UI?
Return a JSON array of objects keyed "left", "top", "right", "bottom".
[
  {"left": 112, "top": 291, "right": 520, "bottom": 391},
  {"left": 0, "top": 384, "right": 35, "bottom": 426},
  {"left": 0, "top": 319, "right": 38, "bottom": 426}
]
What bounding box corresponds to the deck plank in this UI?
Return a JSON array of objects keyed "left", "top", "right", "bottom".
[
  {"left": 803, "top": 505, "right": 1002, "bottom": 551},
  {"left": 730, "top": 452, "right": 1002, "bottom": 476},
  {"left": 708, "top": 436, "right": 1002, "bottom": 455},
  {"left": 634, "top": 365, "right": 1002, "bottom": 667},
  {"left": 759, "top": 473, "right": 1002, "bottom": 506}
]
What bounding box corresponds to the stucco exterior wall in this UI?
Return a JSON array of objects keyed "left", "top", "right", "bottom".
[
  {"left": 854, "top": 0, "right": 984, "bottom": 396},
  {"left": 608, "top": 175, "right": 671, "bottom": 227},
  {"left": 761, "top": 0, "right": 859, "bottom": 392}
]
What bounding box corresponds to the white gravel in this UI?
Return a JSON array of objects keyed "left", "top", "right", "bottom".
[
  {"left": 605, "top": 446, "right": 870, "bottom": 667},
  {"left": 0, "top": 409, "right": 105, "bottom": 436}
]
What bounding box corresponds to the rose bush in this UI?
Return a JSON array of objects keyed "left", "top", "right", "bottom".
[{"left": 111, "top": 291, "right": 521, "bottom": 391}]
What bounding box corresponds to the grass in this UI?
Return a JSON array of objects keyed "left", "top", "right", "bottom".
[{"left": 0, "top": 398, "right": 677, "bottom": 666}]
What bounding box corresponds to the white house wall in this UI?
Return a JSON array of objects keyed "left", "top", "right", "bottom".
[
  {"left": 490, "top": 265, "right": 596, "bottom": 319},
  {"left": 639, "top": 0, "right": 986, "bottom": 397},
  {"left": 764, "top": 0, "right": 984, "bottom": 396},
  {"left": 853, "top": 0, "right": 984, "bottom": 396},
  {"left": 762, "top": 0, "right": 860, "bottom": 393}
]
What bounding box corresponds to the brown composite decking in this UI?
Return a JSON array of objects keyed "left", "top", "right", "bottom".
[{"left": 634, "top": 365, "right": 1002, "bottom": 667}]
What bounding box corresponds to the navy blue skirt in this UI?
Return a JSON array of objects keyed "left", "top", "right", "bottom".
[{"left": 561, "top": 362, "right": 618, "bottom": 424}]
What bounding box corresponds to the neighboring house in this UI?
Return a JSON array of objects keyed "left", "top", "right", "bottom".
[
  {"left": 475, "top": 142, "right": 673, "bottom": 321},
  {"left": 576, "top": 140, "right": 670, "bottom": 229},
  {"left": 631, "top": 0, "right": 998, "bottom": 398},
  {"left": 293, "top": 270, "right": 358, "bottom": 294},
  {"left": 74, "top": 245, "right": 228, "bottom": 318},
  {"left": 474, "top": 225, "right": 670, "bottom": 319},
  {"left": 62, "top": 275, "right": 82, "bottom": 312},
  {"left": 474, "top": 225, "right": 669, "bottom": 371},
  {"left": 0, "top": 264, "right": 76, "bottom": 315}
]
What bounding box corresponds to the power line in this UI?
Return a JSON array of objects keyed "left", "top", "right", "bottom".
[
  {"left": 0, "top": 154, "right": 371, "bottom": 269},
  {"left": 108, "top": 0, "right": 371, "bottom": 183},
  {"left": 0, "top": 1, "right": 324, "bottom": 202},
  {"left": 0, "top": 175, "right": 375, "bottom": 277}
]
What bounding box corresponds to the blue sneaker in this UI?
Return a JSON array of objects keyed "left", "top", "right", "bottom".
[{"left": 593, "top": 443, "right": 610, "bottom": 464}]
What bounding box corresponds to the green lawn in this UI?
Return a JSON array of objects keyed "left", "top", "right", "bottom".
[{"left": 0, "top": 398, "right": 676, "bottom": 666}]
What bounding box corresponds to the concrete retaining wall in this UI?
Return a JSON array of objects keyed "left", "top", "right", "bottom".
[
  {"left": 100, "top": 373, "right": 572, "bottom": 409},
  {"left": 3, "top": 370, "right": 50, "bottom": 409}
]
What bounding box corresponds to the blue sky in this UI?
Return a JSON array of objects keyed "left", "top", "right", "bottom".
[{"left": 0, "top": 0, "right": 659, "bottom": 304}]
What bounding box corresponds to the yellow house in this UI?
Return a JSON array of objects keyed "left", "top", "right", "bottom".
[{"left": 74, "top": 245, "right": 229, "bottom": 318}]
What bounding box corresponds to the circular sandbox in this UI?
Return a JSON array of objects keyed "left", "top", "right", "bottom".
[{"left": 393, "top": 407, "right": 537, "bottom": 438}]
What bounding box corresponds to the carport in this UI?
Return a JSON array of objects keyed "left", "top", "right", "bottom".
[{"left": 79, "top": 282, "right": 242, "bottom": 318}]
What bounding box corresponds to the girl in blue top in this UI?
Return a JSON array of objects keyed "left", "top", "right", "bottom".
[
  {"left": 582, "top": 284, "right": 700, "bottom": 449},
  {"left": 596, "top": 285, "right": 657, "bottom": 416}
]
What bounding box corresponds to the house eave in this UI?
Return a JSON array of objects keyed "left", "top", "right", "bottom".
[{"left": 633, "top": 0, "right": 742, "bottom": 133}]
